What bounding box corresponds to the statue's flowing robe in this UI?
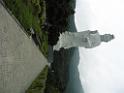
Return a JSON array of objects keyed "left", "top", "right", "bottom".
[{"left": 54, "top": 31, "right": 101, "bottom": 50}]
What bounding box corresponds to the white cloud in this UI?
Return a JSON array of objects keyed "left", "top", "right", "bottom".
[{"left": 75, "top": 0, "right": 124, "bottom": 93}]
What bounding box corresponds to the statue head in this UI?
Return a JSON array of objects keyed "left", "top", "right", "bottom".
[{"left": 101, "top": 34, "right": 115, "bottom": 42}]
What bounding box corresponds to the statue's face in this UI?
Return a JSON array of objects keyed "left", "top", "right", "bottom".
[{"left": 102, "top": 34, "right": 114, "bottom": 42}]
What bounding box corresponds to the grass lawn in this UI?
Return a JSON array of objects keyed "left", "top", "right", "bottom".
[{"left": 4, "top": 0, "right": 48, "bottom": 57}]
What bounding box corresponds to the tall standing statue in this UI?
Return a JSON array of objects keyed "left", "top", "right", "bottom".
[{"left": 53, "top": 30, "right": 114, "bottom": 51}]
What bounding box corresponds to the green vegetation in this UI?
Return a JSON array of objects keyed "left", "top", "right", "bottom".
[
  {"left": 45, "top": 85, "right": 60, "bottom": 93},
  {"left": 44, "top": 49, "right": 70, "bottom": 93},
  {"left": 25, "top": 65, "right": 49, "bottom": 93},
  {"left": 4, "top": 0, "right": 74, "bottom": 93},
  {"left": 4, "top": 0, "right": 48, "bottom": 57},
  {"left": 45, "top": 69, "right": 61, "bottom": 93},
  {"left": 46, "top": 0, "right": 75, "bottom": 45},
  {"left": 44, "top": 0, "right": 74, "bottom": 93}
]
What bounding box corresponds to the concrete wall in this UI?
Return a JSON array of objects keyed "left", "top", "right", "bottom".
[{"left": 0, "top": 3, "right": 48, "bottom": 93}]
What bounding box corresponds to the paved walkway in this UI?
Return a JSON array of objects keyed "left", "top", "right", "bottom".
[{"left": 0, "top": 2, "right": 48, "bottom": 93}]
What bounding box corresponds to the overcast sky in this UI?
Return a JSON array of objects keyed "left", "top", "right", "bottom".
[{"left": 75, "top": 0, "right": 124, "bottom": 93}]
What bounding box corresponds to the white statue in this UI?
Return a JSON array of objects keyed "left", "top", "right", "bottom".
[{"left": 53, "top": 30, "right": 114, "bottom": 51}]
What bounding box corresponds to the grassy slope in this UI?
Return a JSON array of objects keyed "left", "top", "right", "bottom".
[
  {"left": 25, "top": 66, "right": 49, "bottom": 93},
  {"left": 4, "top": 0, "right": 48, "bottom": 57}
]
